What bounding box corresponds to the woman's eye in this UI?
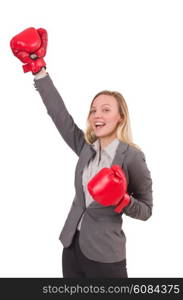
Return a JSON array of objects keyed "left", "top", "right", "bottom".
[{"left": 90, "top": 109, "right": 110, "bottom": 114}]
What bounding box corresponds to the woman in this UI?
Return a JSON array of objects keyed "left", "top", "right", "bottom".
[{"left": 10, "top": 27, "right": 153, "bottom": 278}]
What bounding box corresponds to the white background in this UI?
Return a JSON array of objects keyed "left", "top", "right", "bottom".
[{"left": 0, "top": 0, "right": 183, "bottom": 277}]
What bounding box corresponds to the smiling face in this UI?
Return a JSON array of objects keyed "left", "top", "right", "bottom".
[{"left": 89, "top": 94, "right": 122, "bottom": 147}]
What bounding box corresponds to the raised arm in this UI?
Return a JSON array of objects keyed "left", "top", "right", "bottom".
[
  {"left": 10, "top": 27, "right": 86, "bottom": 156},
  {"left": 34, "top": 72, "right": 86, "bottom": 156}
]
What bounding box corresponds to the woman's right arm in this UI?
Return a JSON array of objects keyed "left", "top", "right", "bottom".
[
  {"left": 10, "top": 27, "right": 85, "bottom": 156},
  {"left": 34, "top": 70, "right": 86, "bottom": 156}
]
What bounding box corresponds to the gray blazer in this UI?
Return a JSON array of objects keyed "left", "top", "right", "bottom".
[{"left": 34, "top": 75, "right": 153, "bottom": 263}]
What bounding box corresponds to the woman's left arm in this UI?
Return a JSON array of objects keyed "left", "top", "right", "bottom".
[{"left": 124, "top": 150, "right": 153, "bottom": 221}]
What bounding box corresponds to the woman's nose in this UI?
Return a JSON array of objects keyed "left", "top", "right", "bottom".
[{"left": 94, "top": 111, "right": 102, "bottom": 118}]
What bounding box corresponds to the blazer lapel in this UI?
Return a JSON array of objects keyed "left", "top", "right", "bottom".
[
  {"left": 111, "top": 141, "right": 129, "bottom": 166},
  {"left": 75, "top": 143, "right": 96, "bottom": 207},
  {"left": 111, "top": 141, "right": 129, "bottom": 183}
]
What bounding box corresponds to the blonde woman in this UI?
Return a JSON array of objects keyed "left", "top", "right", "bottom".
[{"left": 10, "top": 27, "right": 153, "bottom": 278}]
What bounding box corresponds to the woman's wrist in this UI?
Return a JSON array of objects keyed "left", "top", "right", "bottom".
[{"left": 34, "top": 67, "right": 47, "bottom": 80}]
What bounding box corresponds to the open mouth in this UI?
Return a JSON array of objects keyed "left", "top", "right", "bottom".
[{"left": 94, "top": 122, "right": 106, "bottom": 129}]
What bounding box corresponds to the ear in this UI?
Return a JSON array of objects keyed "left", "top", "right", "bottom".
[{"left": 118, "top": 116, "right": 123, "bottom": 123}]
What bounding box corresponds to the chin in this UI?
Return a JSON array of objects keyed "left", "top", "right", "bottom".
[{"left": 95, "top": 132, "right": 111, "bottom": 138}]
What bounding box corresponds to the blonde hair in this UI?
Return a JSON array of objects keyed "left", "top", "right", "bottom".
[{"left": 84, "top": 90, "right": 141, "bottom": 150}]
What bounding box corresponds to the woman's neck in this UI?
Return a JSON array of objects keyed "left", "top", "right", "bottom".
[{"left": 99, "top": 135, "right": 117, "bottom": 149}]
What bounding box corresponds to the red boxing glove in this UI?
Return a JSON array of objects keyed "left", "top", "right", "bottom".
[
  {"left": 10, "top": 27, "right": 48, "bottom": 74},
  {"left": 87, "top": 165, "right": 131, "bottom": 213}
]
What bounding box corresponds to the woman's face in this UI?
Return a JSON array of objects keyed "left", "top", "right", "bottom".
[{"left": 89, "top": 94, "right": 122, "bottom": 139}]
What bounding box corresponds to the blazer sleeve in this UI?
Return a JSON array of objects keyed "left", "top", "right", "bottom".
[
  {"left": 34, "top": 74, "right": 86, "bottom": 156},
  {"left": 123, "top": 150, "right": 153, "bottom": 221}
]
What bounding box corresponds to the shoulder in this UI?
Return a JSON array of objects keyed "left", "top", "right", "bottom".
[{"left": 125, "top": 144, "right": 146, "bottom": 166}]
